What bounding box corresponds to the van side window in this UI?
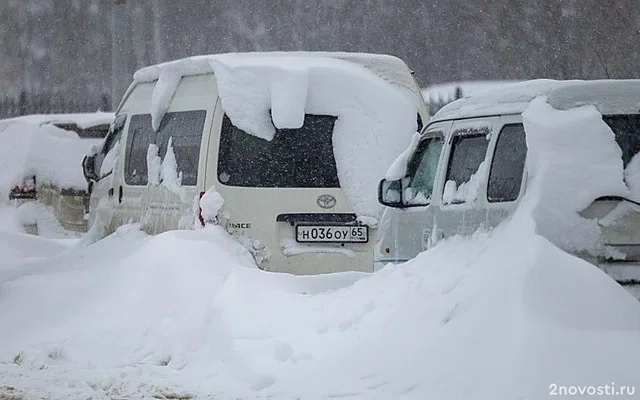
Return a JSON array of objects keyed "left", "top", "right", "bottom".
[
  {"left": 487, "top": 124, "right": 527, "bottom": 203},
  {"left": 443, "top": 129, "right": 490, "bottom": 205},
  {"left": 95, "top": 114, "right": 126, "bottom": 179},
  {"left": 602, "top": 115, "right": 640, "bottom": 168},
  {"left": 153, "top": 110, "right": 206, "bottom": 186},
  {"left": 404, "top": 135, "right": 443, "bottom": 205},
  {"left": 124, "top": 111, "right": 206, "bottom": 186},
  {"left": 218, "top": 113, "right": 339, "bottom": 188},
  {"left": 125, "top": 114, "right": 154, "bottom": 185}
]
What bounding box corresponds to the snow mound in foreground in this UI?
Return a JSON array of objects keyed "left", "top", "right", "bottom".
[{"left": 1, "top": 206, "right": 639, "bottom": 399}]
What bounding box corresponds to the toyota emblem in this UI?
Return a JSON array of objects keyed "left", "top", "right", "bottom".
[{"left": 317, "top": 194, "right": 337, "bottom": 209}]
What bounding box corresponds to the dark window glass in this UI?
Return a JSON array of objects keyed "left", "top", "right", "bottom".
[
  {"left": 125, "top": 114, "right": 153, "bottom": 185},
  {"left": 487, "top": 124, "right": 527, "bottom": 202},
  {"left": 603, "top": 115, "right": 640, "bottom": 168},
  {"left": 95, "top": 115, "right": 126, "bottom": 179},
  {"left": 154, "top": 110, "right": 206, "bottom": 186},
  {"left": 102, "top": 115, "right": 127, "bottom": 156},
  {"left": 443, "top": 130, "right": 490, "bottom": 204},
  {"left": 78, "top": 124, "right": 110, "bottom": 139},
  {"left": 218, "top": 114, "right": 339, "bottom": 188},
  {"left": 124, "top": 111, "right": 206, "bottom": 186},
  {"left": 404, "top": 135, "right": 443, "bottom": 205}
]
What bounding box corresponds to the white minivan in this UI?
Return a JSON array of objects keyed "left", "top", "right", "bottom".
[
  {"left": 377, "top": 79, "right": 640, "bottom": 288},
  {"left": 83, "top": 52, "right": 429, "bottom": 274}
]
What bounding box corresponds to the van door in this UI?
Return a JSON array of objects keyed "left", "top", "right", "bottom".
[
  {"left": 88, "top": 114, "right": 127, "bottom": 233},
  {"left": 483, "top": 116, "right": 528, "bottom": 229},
  {"left": 144, "top": 108, "right": 208, "bottom": 232},
  {"left": 433, "top": 117, "right": 497, "bottom": 241},
  {"left": 375, "top": 120, "right": 452, "bottom": 265},
  {"left": 206, "top": 105, "right": 381, "bottom": 274}
]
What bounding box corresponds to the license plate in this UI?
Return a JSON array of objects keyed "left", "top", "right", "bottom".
[{"left": 296, "top": 225, "right": 368, "bottom": 243}]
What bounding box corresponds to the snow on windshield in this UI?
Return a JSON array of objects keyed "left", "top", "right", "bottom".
[{"left": 133, "top": 53, "right": 421, "bottom": 222}]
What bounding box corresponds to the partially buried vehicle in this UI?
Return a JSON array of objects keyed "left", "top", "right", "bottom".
[
  {"left": 83, "top": 51, "right": 429, "bottom": 274},
  {"left": 377, "top": 79, "right": 640, "bottom": 293}
]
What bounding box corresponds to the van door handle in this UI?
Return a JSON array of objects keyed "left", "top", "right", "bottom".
[
  {"left": 108, "top": 188, "right": 114, "bottom": 197},
  {"left": 118, "top": 186, "right": 123, "bottom": 204}
]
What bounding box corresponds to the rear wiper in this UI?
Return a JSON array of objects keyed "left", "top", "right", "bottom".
[{"left": 596, "top": 195, "right": 640, "bottom": 207}]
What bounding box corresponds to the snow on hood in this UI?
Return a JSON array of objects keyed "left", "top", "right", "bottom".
[
  {"left": 132, "top": 52, "right": 423, "bottom": 220},
  {"left": 0, "top": 122, "right": 100, "bottom": 195}
]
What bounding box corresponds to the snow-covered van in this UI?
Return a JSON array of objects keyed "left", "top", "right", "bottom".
[
  {"left": 377, "top": 79, "right": 640, "bottom": 287},
  {"left": 83, "top": 52, "right": 429, "bottom": 274}
]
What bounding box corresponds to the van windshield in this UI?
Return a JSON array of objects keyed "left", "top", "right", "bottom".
[
  {"left": 404, "top": 135, "right": 443, "bottom": 205},
  {"left": 603, "top": 115, "right": 640, "bottom": 168},
  {"left": 217, "top": 114, "right": 340, "bottom": 188}
]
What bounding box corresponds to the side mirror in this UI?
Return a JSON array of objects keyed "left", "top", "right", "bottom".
[
  {"left": 82, "top": 154, "right": 99, "bottom": 183},
  {"left": 378, "top": 178, "right": 404, "bottom": 208}
]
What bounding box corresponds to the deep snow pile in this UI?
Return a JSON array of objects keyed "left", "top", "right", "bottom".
[
  {"left": 1, "top": 206, "right": 639, "bottom": 399},
  {"left": 133, "top": 52, "right": 424, "bottom": 223},
  {"left": 0, "top": 121, "right": 101, "bottom": 196}
]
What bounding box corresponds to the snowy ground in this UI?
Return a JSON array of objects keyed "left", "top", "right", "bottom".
[{"left": 1, "top": 200, "right": 639, "bottom": 399}]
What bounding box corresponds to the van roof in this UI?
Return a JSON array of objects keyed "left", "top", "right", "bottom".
[
  {"left": 431, "top": 79, "right": 640, "bottom": 122},
  {"left": 125, "top": 51, "right": 427, "bottom": 116}
]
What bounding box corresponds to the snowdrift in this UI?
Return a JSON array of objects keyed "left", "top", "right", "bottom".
[{"left": 0, "top": 208, "right": 639, "bottom": 399}]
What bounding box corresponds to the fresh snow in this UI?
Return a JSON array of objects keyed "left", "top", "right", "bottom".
[
  {"left": 146, "top": 143, "right": 162, "bottom": 186},
  {"left": 269, "top": 69, "right": 308, "bottom": 129},
  {"left": 384, "top": 132, "right": 421, "bottom": 180},
  {"left": 150, "top": 66, "right": 183, "bottom": 131},
  {"left": 160, "top": 137, "right": 182, "bottom": 194},
  {"left": 0, "top": 207, "right": 639, "bottom": 399},
  {"left": 99, "top": 139, "right": 120, "bottom": 177},
  {"left": 442, "top": 160, "right": 488, "bottom": 205},
  {"left": 2, "top": 82, "right": 640, "bottom": 399},
  {"left": 132, "top": 52, "right": 424, "bottom": 222},
  {"left": 199, "top": 185, "right": 225, "bottom": 224},
  {"left": 522, "top": 97, "right": 628, "bottom": 256},
  {"left": 0, "top": 122, "right": 101, "bottom": 195},
  {"left": 421, "top": 80, "right": 519, "bottom": 102},
  {"left": 0, "top": 112, "right": 114, "bottom": 131}
]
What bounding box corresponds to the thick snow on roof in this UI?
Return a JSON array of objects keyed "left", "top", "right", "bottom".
[
  {"left": 0, "top": 112, "right": 114, "bottom": 130},
  {"left": 131, "top": 52, "right": 426, "bottom": 221},
  {"left": 421, "top": 80, "right": 519, "bottom": 101},
  {"left": 432, "top": 79, "right": 640, "bottom": 122},
  {"left": 133, "top": 52, "right": 426, "bottom": 107},
  {"left": 0, "top": 122, "right": 100, "bottom": 194}
]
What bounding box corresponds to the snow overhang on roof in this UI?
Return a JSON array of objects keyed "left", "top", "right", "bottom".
[
  {"left": 431, "top": 79, "right": 640, "bottom": 122},
  {"left": 128, "top": 51, "right": 427, "bottom": 115}
]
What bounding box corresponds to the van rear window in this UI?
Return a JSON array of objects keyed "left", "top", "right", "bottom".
[
  {"left": 124, "top": 111, "right": 206, "bottom": 186},
  {"left": 217, "top": 114, "right": 339, "bottom": 188},
  {"left": 603, "top": 115, "right": 640, "bottom": 168}
]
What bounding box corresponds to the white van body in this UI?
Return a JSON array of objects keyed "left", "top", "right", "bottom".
[
  {"left": 376, "top": 79, "right": 640, "bottom": 288},
  {"left": 86, "top": 52, "right": 429, "bottom": 274}
]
